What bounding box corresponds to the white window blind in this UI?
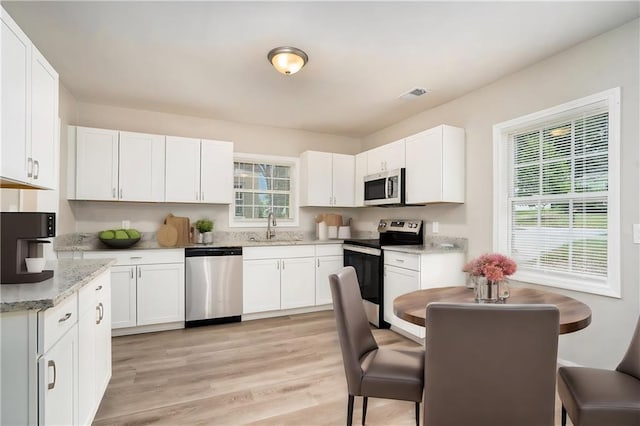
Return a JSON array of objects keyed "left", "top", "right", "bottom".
[
  {"left": 509, "top": 108, "right": 608, "bottom": 279},
  {"left": 494, "top": 88, "right": 620, "bottom": 297},
  {"left": 229, "top": 153, "right": 299, "bottom": 227}
]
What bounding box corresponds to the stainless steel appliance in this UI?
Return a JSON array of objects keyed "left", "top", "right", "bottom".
[
  {"left": 185, "top": 247, "right": 243, "bottom": 327},
  {"left": 1, "top": 212, "right": 56, "bottom": 284},
  {"left": 364, "top": 168, "right": 405, "bottom": 206},
  {"left": 343, "top": 219, "right": 423, "bottom": 327}
]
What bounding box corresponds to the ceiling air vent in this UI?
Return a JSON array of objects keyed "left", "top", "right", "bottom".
[{"left": 398, "top": 87, "right": 430, "bottom": 100}]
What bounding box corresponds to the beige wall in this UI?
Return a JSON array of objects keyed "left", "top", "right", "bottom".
[
  {"left": 360, "top": 19, "right": 640, "bottom": 368},
  {"left": 65, "top": 101, "right": 362, "bottom": 234}
]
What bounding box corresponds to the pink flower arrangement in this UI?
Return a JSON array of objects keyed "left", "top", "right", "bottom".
[{"left": 463, "top": 253, "right": 517, "bottom": 282}]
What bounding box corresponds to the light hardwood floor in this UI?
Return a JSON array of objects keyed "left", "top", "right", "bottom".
[{"left": 95, "top": 310, "right": 569, "bottom": 425}]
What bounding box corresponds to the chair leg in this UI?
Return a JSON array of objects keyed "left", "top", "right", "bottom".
[
  {"left": 415, "top": 401, "right": 420, "bottom": 426},
  {"left": 561, "top": 405, "right": 567, "bottom": 426},
  {"left": 362, "top": 396, "right": 368, "bottom": 425},
  {"left": 347, "top": 394, "right": 354, "bottom": 426}
]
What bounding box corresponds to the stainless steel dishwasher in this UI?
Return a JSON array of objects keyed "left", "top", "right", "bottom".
[{"left": 185, "top": 247, "right": 243, "bottom": 327}]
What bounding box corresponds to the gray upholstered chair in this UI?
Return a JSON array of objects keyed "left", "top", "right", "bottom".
[
  {"left": 423, "top": 303, "right": 559, "bottom": 426},
  {"left": 329, "top": 266, "right": 424, "bottom": 426},
  {"left": 557, "top": 315, "right": 640, "bottom": 426}
]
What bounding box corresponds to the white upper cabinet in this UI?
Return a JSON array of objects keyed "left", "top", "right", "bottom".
[
  {"left": 29, "top": 48, "right": 58, "bottom": 189},
  {"left": 75, "top": 128, "right": 166, "bottom": 201},
  {"left": 405, "top": 124, "right": 465, "bottom": 204},
  {"left": 1, "top": 7, "right": 58, "bottom": 189},
  {"left": 299, "top": 151, "right": 355, "bottom": 207},
  {"left": 118, "top": 131, "right": 165, "bottom": 202},
  {"left": 165, "top": 136, "right": 233, "bottom": 204},
  {"left": 75, "top": 127, "right": 119, "bottom": 200},
  {"left": 366, "top": 139, "right": 405, "bottom": 175},
  {"left": 354, "top": 152, "right": 367, "bottom": 207},
  {"left": 200, "top": 139, "right": 233, "bottom": 204},
  {"left": 165, "top": 136, "right": 201, "bottom": 202}
]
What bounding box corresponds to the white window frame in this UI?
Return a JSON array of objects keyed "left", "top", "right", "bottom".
[
  {"left": 493, "top": 88, "right": 620, "bottom": 298},
  {"left": 228, "top": 152, "right": 300, "bottom": 228}
]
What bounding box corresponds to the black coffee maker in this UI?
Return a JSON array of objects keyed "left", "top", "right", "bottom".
[{"left": 1, "top": 212, "right": 56, "bottom": 284}]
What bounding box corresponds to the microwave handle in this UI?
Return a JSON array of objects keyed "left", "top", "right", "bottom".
[{"left": 387, "top": 177, "right": 394, "bottom": 198}]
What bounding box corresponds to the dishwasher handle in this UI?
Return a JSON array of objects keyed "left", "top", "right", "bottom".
[{"left": 185, "top": 247, "right": 243, "bottom": 257}]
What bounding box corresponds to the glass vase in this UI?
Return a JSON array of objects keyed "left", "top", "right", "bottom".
[{"left": 474, "top": 276, "right": 499, "bottom": 303}]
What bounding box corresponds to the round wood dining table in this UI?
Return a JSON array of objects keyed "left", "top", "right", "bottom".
[{"left": 393, "top": 286, "right": 592, "bottom": 334}]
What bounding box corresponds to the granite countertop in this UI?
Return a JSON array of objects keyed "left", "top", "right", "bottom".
[
  {"left": 0, "top": 258, "right": 116, "bottom": 313},
  {"left": 382, "top": 236, "right": 468, "bottom": 255},
  {"left": 54, "top": 231, "right": 350, "bottom": 252}
]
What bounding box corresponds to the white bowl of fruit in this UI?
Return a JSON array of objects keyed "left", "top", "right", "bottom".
[{"left": 99, "top": 229, "right": 141, "bottom": 248}]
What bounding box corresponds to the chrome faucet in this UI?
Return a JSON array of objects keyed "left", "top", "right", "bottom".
[{"left": 266, "top": 211, "right": 277, "bottom": 240}]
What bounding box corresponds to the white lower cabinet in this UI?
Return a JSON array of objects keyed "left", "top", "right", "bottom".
[
  {"left": 136, "top": 263, "right": 185, "bottom": 325},
  {"left": 384, "top": 263, "right": 424, "bottom": 339},
  {"left": 83, "top": 249, "right": 185, "bottom": 335},
  {"left": 243, "top": 245, "right": 316, "bottom": 314},
  {"left": 280, "top": 257, "right": 316, "bottom": 309},
  {"left": 78, "top": 272, "right": 111, "bottom": 425},
  {"left": 39, "top": 324, "right": 77, "bottom": 426},
  {"left": 315, "top": 244, "right": 344, "bottom": 306},
  {"left": 0, "top": 270, "right": 111, "bottom": 426},
  {"left": 383, "top": 249, "right": 466, "bottom": 341}
]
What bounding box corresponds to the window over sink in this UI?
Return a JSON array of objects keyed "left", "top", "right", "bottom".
[
  {"left": 229, "top": 153, "right": 299, "bottom": 228},
  {"left": 493, "top": 88, "right": 620, "bottom": 297}
]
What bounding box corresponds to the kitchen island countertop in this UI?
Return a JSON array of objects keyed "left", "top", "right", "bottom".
[{"left": 1, "top": 258, "right": 116, "bottom": 313}]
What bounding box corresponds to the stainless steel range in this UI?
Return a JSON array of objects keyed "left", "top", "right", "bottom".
[{"left": 343, "top": 219, "right": 423, "bottom": 328}]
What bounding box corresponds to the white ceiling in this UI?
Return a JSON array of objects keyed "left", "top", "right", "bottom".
[{"left": 4, "top": 1, "right": 639, "bottom": 138}]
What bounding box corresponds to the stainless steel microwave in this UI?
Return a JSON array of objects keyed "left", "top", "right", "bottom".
[{"left": 364, "top": 168, "right": 405, "bottom": 206}]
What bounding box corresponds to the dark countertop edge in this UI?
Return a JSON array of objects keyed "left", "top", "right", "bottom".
[
  {"left": 54, "top": 239, "right": 346, "bottom": 252},
  {"left": 381, "top": 245, "right": 466, "bottom": 254},
  {"left": 0, "top": 259, "right": 117, "bottom": 313}
]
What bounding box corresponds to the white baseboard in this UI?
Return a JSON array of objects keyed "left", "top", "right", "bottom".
[
  {"left": 242, "top": 304, "right": 332, "bottom": 321},
  {"left": 112, "top": 321, "right": 184, "bottom": 337}
]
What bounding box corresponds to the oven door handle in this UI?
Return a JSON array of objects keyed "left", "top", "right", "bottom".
[{"left": 343, "top": 244, "right": 382, "bottom": 257}]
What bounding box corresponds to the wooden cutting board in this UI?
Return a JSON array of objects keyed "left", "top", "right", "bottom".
[
  {"left": 165, "top": 214, "right": 191, "bottom": 246},
  {"left": 157, "top": 224, "right": 178, "bottom": 247}
]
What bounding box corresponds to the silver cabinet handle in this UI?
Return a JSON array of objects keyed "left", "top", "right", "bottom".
[
  {"left": 130, "top": 268, "right": 134, "bottom": 279},
  {"left": 329, "top": 196, "right": 332, "bottom": 205},
  {"left": 112, "top": 188, "right": 116, "bottom": 198},
  {"left": 119, "top": 188, "right": 123, "bottom": 199},
  {"left": 27, "top": 158, "right": 33, "bottom": 177},
  {"left": 276, "top": 260, "right": 279, "bottom": 270},
  {"left": 47, "top": 360, "right": 56, "bottom": 390},
  {"left": 33, "top": 160, "right": 39, "bottom": 179},
  {"left": 96, "top": 302, "right": 104, "bottom": 324},
  {"left": 138, "top": 268, "right": 142, "bottom": 278},
  {"left": 282, "top": 260, "right": 285, "bottom": 270},
  {"left": 130, "top": 256, "right": 142, "bottom": 260},
  {"left": 317, "top": 259, "right": 320, "bottom": 267},
  {"left": 58, "top": 312, "right": 72, "bottom": 323},
  {"left": 395, "top": 258, "right": 405, "bottom": 263}
]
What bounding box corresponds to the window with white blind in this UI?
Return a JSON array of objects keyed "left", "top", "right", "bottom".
[
  {"left": 229, "top": 153, "right": 299, "bottom": 227},
  {"left": 493, "top": 88, "right": 620, "bottom": 297}
]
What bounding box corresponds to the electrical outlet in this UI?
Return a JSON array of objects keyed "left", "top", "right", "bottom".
[
  {"left": 432, "top": 221, "right": 439, "bottom": 233},
  {"left": 122, "top": 220, "right": 130, "bottom": 229},
  {"left": 633, "top": 224, "right": 640, "bottom": 244}
]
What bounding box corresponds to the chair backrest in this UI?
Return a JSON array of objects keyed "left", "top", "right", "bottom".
[
  {"left": 616, "top": 315, "right": 640, "bottom": 379},
  {"left": 329, "top": 266, "right": 379, "bottom": 396},
  {"left": 424, "top": 303, "right": 559, "bottom": 426}
]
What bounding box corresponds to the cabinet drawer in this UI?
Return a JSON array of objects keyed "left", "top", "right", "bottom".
[
  {"left": 383, "top": 251, "right": 420, "bottom": 271},
  {"left": 243, "top": 245, "right": 315, "bottom": 260},
  {"left": 78, "top": 270, "right": 109, "bottom": 314},
  {"left": 83, "top": 249, "right": 184, "bottom": 265},
  {"left": 38, "top": 292, "right": 78, "bottom": 353},
  {"left": 315, "top": 244, "right": 343, "bottom": 257}
]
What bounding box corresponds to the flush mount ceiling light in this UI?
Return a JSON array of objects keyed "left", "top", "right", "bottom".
[{"left": 267, "top": 46, "right": 308, "bottom": 75}]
